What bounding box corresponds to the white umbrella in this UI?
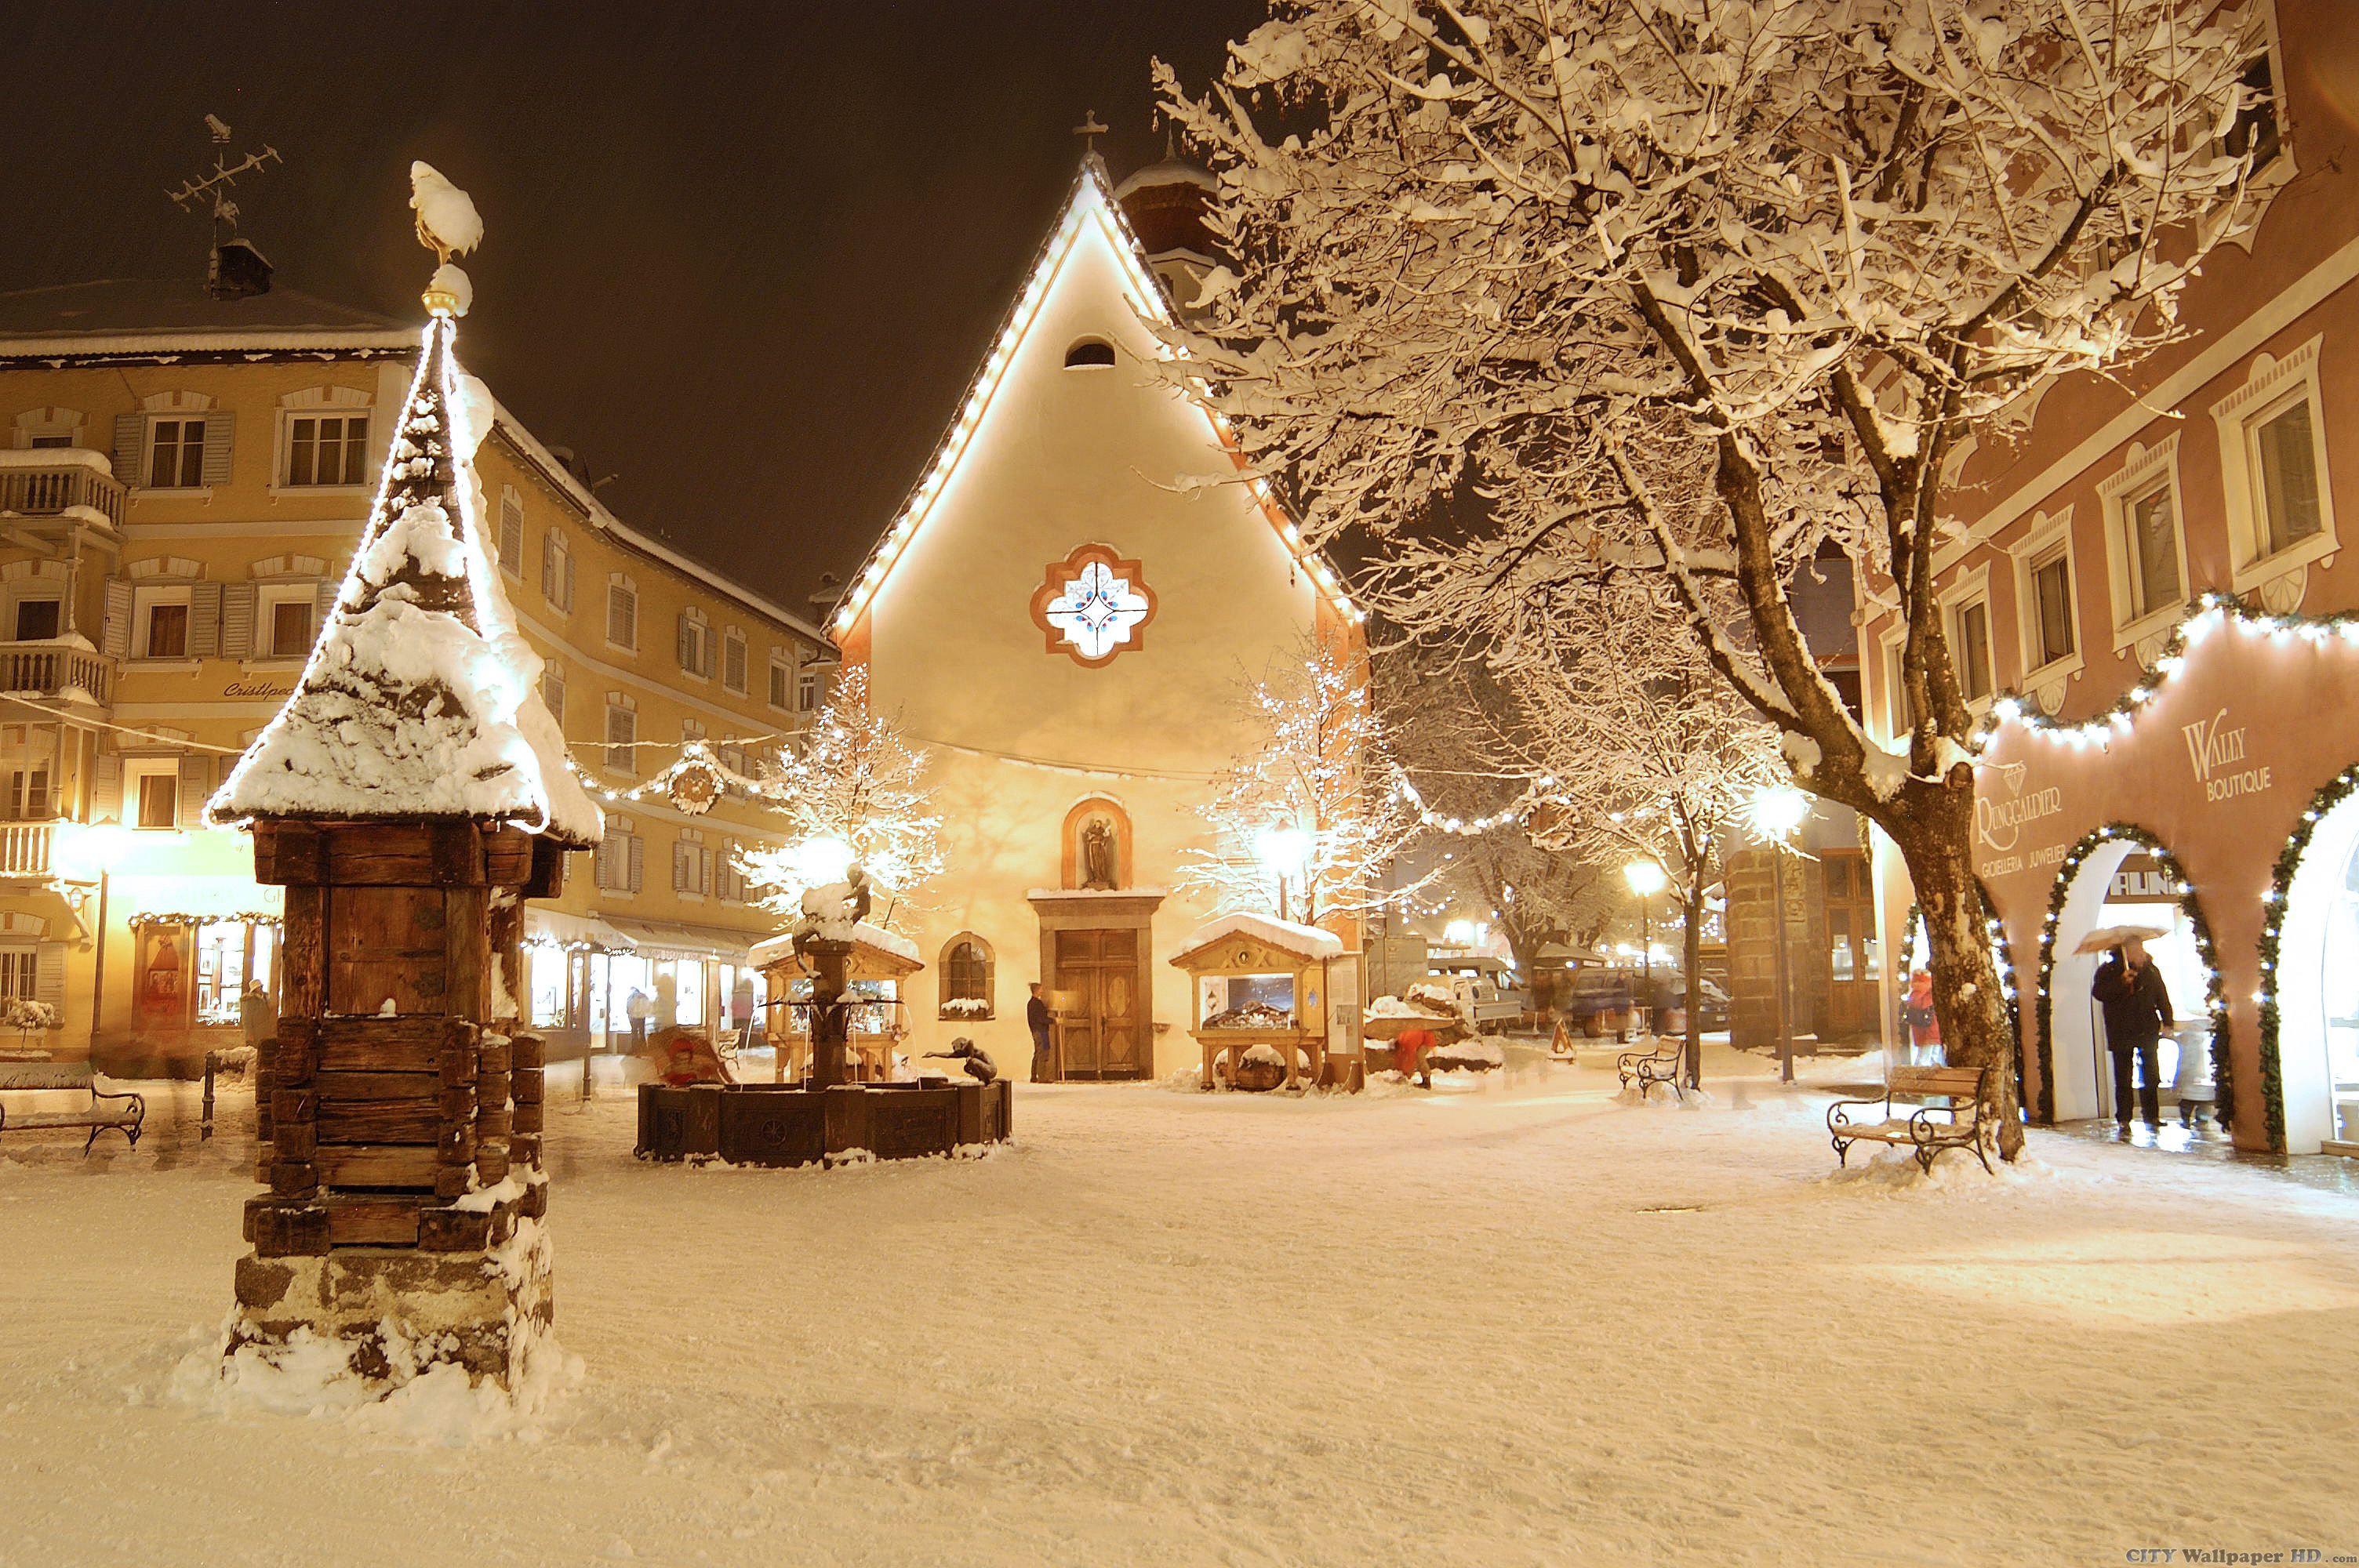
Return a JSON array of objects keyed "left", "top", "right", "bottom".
[{"left": 2074, "top": 924, "right": 2168, "bottom": 956}]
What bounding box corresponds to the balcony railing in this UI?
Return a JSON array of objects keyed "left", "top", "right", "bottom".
[
  {"left": 0, "top": 641, "right": 111, "bottom": 705},
  {"left": 0, "top": 822, "right": 53, "bottom": 877},
  {"left": 0, "top": 451, "right": 125, "bottom": 530}
]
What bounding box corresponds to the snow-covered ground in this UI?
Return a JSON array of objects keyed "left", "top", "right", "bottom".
[{"left": 4, "top": 1058, "right": 2357, "bottom": 1566}]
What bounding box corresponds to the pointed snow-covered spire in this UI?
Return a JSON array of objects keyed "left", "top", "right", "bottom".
[{"left": 210, "top": 168, "right": 598, "bottom": 846}]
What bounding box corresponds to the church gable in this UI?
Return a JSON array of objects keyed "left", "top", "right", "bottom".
[{"left": 835, "top": 161, "right": 1358, "bottom": 699}]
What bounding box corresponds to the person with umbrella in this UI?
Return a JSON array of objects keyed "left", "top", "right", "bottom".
[{"left": 2088, "top": 929, "right": 2172, "bottom": 1131}]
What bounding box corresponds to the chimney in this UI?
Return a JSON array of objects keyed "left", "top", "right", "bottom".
[
  {"left": 810, "top": 572, "right": 842, "bottom": 622},
  {"left": 207, "top": 238, "right": 274, "bottom": 300}
]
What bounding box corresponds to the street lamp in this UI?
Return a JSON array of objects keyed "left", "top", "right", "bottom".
[
  {"left": 791, "top": 835, "right": 856, "bottom": 889},
  {"left": 1748, "top": 786, "right": 1811, "bottom": 1083},
  {"left": 1623, "top": 859, "right": 1667, "bottom": 1035},
  {"left": 1253, "top": 824, "right": 1313, "bottom": 922},
  {"left": 60, "top": 823, "right": 133, "bottom": 1054}
]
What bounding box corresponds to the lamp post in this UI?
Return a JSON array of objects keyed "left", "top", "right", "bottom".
[
  {"left": 1748, "top": 786, "right": 1811, "bottom": 1083},
  {"left": 1253, "top": 825, "right": 1313, "bottom": 923},
  {"left": 62, "top": 824, "right": 132, "bottom": 1057},
  {"left": 1623, "top": 860, "right": 1667, "bottom": 1036}
]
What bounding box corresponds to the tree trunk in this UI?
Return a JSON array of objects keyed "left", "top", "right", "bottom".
[
  {"left": 1881, "top": 791, "right": 2024, "bottom": 1160},
  {"left": 1682, "top": 878, "right": 1706, "bottom": 1091}
]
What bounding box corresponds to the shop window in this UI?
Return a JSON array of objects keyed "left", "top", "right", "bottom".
[{"left": 939, "top": 934, "right": 995, "bottom": 1019}]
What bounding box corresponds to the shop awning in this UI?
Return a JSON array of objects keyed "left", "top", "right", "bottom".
[
  {"left": 602, "top": 916, "right": 761, "bottom": 964},
  {"left": 525, "top": 908, "right": 637, "bottom": 954}
]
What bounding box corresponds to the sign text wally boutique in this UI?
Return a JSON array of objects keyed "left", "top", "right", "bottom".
[{"left": 2183, "top": 708, "right": 2273, "bottom": 804}]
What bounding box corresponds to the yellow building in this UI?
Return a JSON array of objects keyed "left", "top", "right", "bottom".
[{"left": 0, "top": 275, "right": 829, "bottom": 1076}]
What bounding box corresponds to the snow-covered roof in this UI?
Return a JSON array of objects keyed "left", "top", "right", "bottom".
[
  {"left": 0, "top": 280, "right": 413, "bottom": 360},
  {"left": 749, "top": 921, "right": 921, "bottom": 968},
  {"left": 1173, "top": 912, "right": 1346, "bottom": 964},
  {"left": 209, "top": 315, "right": 599, "bottom": 847}
]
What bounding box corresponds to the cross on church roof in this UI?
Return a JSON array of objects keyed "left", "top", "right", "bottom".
[{"left": 1072, "top": 111, "right": 1109, "bottom": 154}]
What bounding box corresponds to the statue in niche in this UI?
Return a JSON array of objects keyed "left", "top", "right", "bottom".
[{"left": 1080, "top": 817, "right": 1118, "bottom": 890}]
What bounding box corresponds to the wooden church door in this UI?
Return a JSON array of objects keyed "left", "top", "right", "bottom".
[{"left": 1055, "top": 928, "right": 1145, "bottom": 1080}]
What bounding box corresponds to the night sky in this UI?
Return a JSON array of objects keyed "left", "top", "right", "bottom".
[{"left": 6, "top": 2, "right": 1267, "bottom": 615}]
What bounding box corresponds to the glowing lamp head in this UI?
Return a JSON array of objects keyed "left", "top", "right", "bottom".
[
  {"left": 62, "top": 822, "right": 133, "bottom": 876},
  {"left": 1749, "top": 785, "right": 1811, "bottom": 844},
  {"left": 1444, "top": 918, "right": 1478, "bottom": 946},
  {"left": 1623, "top": 860, "right": 1667, "bottom": 898},
  {"left": 1253, "top": 824, "right": 1313, "bottom": 875},
  {"left": 792, "top": 836, "right": 856, "bottom": 887}
]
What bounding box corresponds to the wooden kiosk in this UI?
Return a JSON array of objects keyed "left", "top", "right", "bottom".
[
  {"left": 1169, "top": 913, "right": 1352, "bottom": 1092},
  {"left": 750, "top": 925, "right": 921, "bottom": 1083}
]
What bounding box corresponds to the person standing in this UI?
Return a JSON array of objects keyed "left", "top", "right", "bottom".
[
  {"left": 1903, "top": 969, "right": 1941, "bottom": 1066},
  {"left": 626, "top": 986, "right": 652, "bottom": 1052},
  {"left": 2092, "top": 937, "right": 2173, "bottom": 1131},
  {"left": 1027, "top": 982, "right": 1054, "bottom": 1083},
  {"left": 239, "top": 977, "right": 276, "bottom": 1055}
]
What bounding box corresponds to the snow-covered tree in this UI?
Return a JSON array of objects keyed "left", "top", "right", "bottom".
[
  {"left": 1379, "top": 651, "right": 1615, "bottom": 982},
  {"left": 735, "top": 665, "right": 941, "bottom": 930},
  {"left": 1183, "top": 633, "right": 1424, "bottom": 923},
  {"left": 1504, "top": 582, "right": 1783, "bottom": 1083},
  {"left": 1158, "top": 0, "right": 2266, "bottom": 1156}
]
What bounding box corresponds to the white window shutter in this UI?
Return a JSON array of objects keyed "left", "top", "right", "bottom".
[
  {"left": 222, "top": 583, "right": 257, "bottom": 659},
  {"left": 698, "top": 848, "right": 711, "bottom": 895},
  {"left": 34, "top": 942, "right": 64, "bottom": 1012},
  {"left": 200, "top": 412, "right": 234, "bottom": 485},
  {"left": 676, "top": 611, "right": 692, "bottom": 670},
  {"left": 93, "top": 753, "right": 121, "bottom": 822},
  {"left": 189, "top": 581, "right": 224, "bottom": 658},
  {"left": 540, "top": 535, "right": 558, "bottom": 601},
  {"left": 176, "top": 754, "right": 209, "bottom": 829},
  {"left": 101, "top": 580, "right": 132, "bottom": 660},
  {"left": 315, "top": 577, "right": 340, "bottom": 625},
  {"left": 498, "top": 490, "right": 524, "bottom": 575},
  {"left": 562, "top": 551, "right": 576, "bottom": 611},
  {"left": 627, "top": 833, "right": 644, "bottom": 893},
  {"left": 112, "top": 414, "right": 145, "bottom": 485}
]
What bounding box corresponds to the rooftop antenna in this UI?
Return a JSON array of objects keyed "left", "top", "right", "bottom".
[
  {"left": 165, "top": 115, "right": 283, "bottom": 296},
  {"left": 1072, "top": 110, "right": 1109, "bottom": 158}
]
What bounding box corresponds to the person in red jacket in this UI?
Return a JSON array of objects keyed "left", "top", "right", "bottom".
[{"left": 1395, "top": 1025, "right": 1437, "bottom": 1087}]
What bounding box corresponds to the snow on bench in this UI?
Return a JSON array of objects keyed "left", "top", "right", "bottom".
[{"left": 0, "top": 1058, "right": 144, "bottom": 1154}]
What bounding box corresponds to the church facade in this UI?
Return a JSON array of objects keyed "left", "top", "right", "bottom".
[{"left": 831, "top": 158, "right": 1365, "bottom": 1080}]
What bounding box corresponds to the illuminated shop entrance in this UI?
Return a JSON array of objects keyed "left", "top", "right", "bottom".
[{"left": 2274, "top": 782, "right": 2359, "bottom": 1156}]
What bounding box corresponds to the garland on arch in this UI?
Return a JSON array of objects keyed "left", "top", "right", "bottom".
[
  {"left": 2253, "top": 763, "right": 2359, "bottom": 1156},
  {"left": 2031, "top": 824, "right": 2235, "bottom": 1137}
]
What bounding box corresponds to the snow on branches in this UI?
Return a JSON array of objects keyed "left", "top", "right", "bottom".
[
  {"left": 1180, "top": 633, "right": 1425, "bottom": 922},
  {"left": 732, "top": 665, "right": 942, "bottom": 930}
]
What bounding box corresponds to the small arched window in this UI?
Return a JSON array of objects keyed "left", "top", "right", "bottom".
[
  {"left": 939, "top": 933, "right": 995, "bottom": 1020},
  {"left": 1063, "top": 337, "right": 1117, "bottom": 369}
]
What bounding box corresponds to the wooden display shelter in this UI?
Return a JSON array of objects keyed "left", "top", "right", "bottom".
[
  {"left": 752, "top": 928, "right": 922, "bottom": 1083},
  {"left": 1170, "top": 919, "right": 1339, "bottom": 1092}
]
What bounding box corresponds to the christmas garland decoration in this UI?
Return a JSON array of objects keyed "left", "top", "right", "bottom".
[
  {"left": 1977, "top": 590, "right": 2359, "bottom": 751},
  {"left": 2030, "top": 824, "right": 2236, "bottom": 1138},
  {"left": 2252, "top": 763, "right": 2359, "bottom": 1156},
  {"left": 1899, "top": 890, "right": 2024, "bottom": 1102},
  {"left": 127, "top": 911, "right": 283, "bottom": 931}
]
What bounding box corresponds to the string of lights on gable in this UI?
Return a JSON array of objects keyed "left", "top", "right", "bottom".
[
  {"left": 827, "top": 165, "right": 1362, "bottom": 642},
  {"left": 1976, "top": 590, "right": 2359, "bottom": 752}
]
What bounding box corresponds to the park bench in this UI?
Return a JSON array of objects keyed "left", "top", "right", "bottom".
[
  {"left": 1617, "top": 1036, "right": 1685, "bottom": 1101},
  {"left": 0, "top": 1058, "right": 145, "bottom": 1153},
  {"left": 1827, "top": 1064, "right": 1990, "bottom": 1175}
]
